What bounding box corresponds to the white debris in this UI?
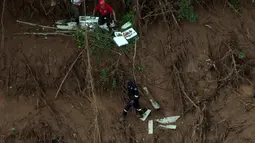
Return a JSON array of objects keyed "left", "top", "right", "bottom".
[
  {"left": 155, "top": 116, "right": 180, "bottom": 124},
  {"left": 113, "top": 36, "right": 128, "bottom": 47},
  {"left": 143, "top": 87, "right": 160, "bottom": 110},
  {"left": 148, "top": 120, "right": 153, "bottom": 134},
  {"left": 149, "top": 99, "right": 160, "bottom": 110},
  {"left": 122, "top": 28, "right": 137, "bottom": 40},
  {"left": 121, "top": 21, "right": 132, "bottom": 30},
  {"left": 158, "top": 124, "right": 177, "bottom": 129},
  {"left": 148, "top": 115, "right": 180, "bottom": 134},
  {"left": 140, "top": 109, "right": 151, "bottom": 121},
  {"left": 114, "top": 32, "right": 123, "bottom": 37}
]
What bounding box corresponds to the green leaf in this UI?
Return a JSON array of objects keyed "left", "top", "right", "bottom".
[
  {"left": 112, "top": 78, "right": 116, "bottom": 88},
  {"left": 238, "top": 52, "right": 246, "bottom": 59}
]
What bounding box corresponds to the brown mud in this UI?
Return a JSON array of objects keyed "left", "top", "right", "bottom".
[{"left": 1, "top": 0, "right": 255, "bottom": 143}]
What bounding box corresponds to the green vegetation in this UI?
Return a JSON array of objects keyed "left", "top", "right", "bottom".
[
  {"left": 238, "top": 52, "right": 246, "bottom": 59},
  {"left": 71, "top": 0, "right": 244, "bottom": 89},
  {"left": 177, "top": 0, "right": 242, "bottom": 23},
  {"left": 120, "top": 11, "right": 135, "bottom": 26},
  {"left": 228, "top": 0, "right": 242, "bottom": 11},
  {"left": 112, "top": 78, "right": 117, "bottom": 89},
  {"left": 72, "top": 28, "right": 86, "bottom": 48},
  {"left": 136, "top": 65, "right": 144, "bottom": 71},
  {"left": 178, "top": 0, "right": 198, "bottom": 23},
  {"left": 71, "top": 23, "right": 139, "bottom": 88},
  {"left": 100, "top": 67, "right": 110, "bottom": 85}
]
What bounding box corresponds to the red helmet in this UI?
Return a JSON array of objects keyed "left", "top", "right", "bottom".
[{"left": 99, "top": 0, "right": 105, "bottom": 5}]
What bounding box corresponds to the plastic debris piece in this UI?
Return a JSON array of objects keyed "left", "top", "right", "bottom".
[
  {"left": 56, "top": 22, "right": 77, "bottom": 30},
  {"left": 143, "top": 87, "right": 149, "bottom": 94},
  {"left": 114, "top": 32, "right": 123, "bottom": 37},
  {"left": 155, "top": 116, "right": 180, "bottom": 124},
  {"left": 71, "top": 0, "right": 82, "bottom": 5},
  {"left": 158, "top": 124, "right": 177, "bottom": 129},
  {"left": 55, "top": 19, "right": 67, "bottom": 25},
  {"left": 121, "top": 21, "right": 132, "bottom": 30},
  {"left": 113, "top": 36, "right": 129, "bottom": 47},
  {"left": 99, "top": 24, "right": 109, "bottom": 31},
  {"left": 67, "top": 22, "right": 77, "bottom": 27},
  {"left": 148, "top": 120, "right": 153, "bottom": 134},
  {"left": 238, "top": 52, "right": 246, "bottom": 59},
  {"left": 140, "top": 109, "right": 151, "bottom": 121},
  {"left": 110, "top": 21, "right": 115, "bottom": 27},
  {"left": 122, "top": 28, "right": 137, "bottom": 40},
  {"left": 143, "top": 87, "right": 160, "bottom": 110},
  {"left": 79, "top": 16, "right": 99, "bottom": 23},
  {"left": 149, "top": 99, "right": 160, "bottom": 110},
  {"left": 56, "top": 25, "right": 75, "bottom": 30}
]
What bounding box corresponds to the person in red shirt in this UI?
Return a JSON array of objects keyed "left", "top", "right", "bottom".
[{"left": 93, "top": 0, "right": 117, "bottom": 31}]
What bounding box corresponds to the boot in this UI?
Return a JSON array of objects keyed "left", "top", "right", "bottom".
[
  {"left": 120, "top": 111, "right": 127, "bottom": 121},
  {"left": 119, "top": 115, "right": 126, "bottom": 121},
  {"left": 136, "top": 110, "right": 144, "bottom": 118}
]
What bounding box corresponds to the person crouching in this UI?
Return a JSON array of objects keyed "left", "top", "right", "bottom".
[{"left": 93, "top": 0, "right": 117, "bottom": 31}]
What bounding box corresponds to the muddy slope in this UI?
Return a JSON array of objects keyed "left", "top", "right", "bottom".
[{"left": 1, "top": 1, "right": 255, "bottom": 143}]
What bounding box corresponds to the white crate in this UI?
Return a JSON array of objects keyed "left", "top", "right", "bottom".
[
  {"left": 122, "top": 28, "right": 137, "bottom": 40},
  {"left": 113, "top": 36, "right": 129, "bottom": 47},
  {"left": 79, "top": 16, "right": 98, "bottom": 23}
]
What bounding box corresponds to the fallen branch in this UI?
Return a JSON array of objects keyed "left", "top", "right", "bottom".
[
  {"left": 56, "top": 30, "right": 75, "bottom": 33},
  {"left": 171, "top": 12, "right": 180, "bottom": 30},
  {"left": 142, "top": 9, "right": 176, "bottom": 19},
  {"left": 226, "top": 1, "right": 242, "bottom": 17},
  {"left": 16, "top": 20, "right": 57, "bottom": 29},
  {"left": 72, "top": 70, "right": 92, "bottom": 102},
  {"left": 55, "top": 50, "right": 84, "bottom": 99},
  {"left": 94, "top": 45, "right": 122, "bottom": 56},
  {"left": 132, "top": 38, "right": 138, "bottom": 81},
  {"left": 1, "top": 0, "right": 6, "bottom": 50},
  {"left": 14, "top": 32, "right": 69, "bottom": 36},
  {"left": 21, "top": 53, "right": 59, "bottom": 119},
  {"left": 84, "top": 23, "right": 101, "bottom": 143},
  {"left": 40, "top": 0, "right": 49, "bottom": 15},
  {"left": 173, "top": 65, "right": 199, "bottom": 109}
]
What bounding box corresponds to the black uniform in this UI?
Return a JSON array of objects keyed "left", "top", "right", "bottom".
[
  {"left": 70, "top": 1, "right": 84, "bottom": 25},
  {"left": 70, "top": 5, "right": 80, "bottom": 24},
  {"left": 98, "top": 13, "right": 112, "bottom": 30},
  {"left": 122, "top": 81, "right": 143, "bottom": 118}
]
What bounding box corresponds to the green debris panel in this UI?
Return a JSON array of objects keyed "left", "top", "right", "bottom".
[{"left": 155, "top": 116, "right": 180, "bottom": 124}]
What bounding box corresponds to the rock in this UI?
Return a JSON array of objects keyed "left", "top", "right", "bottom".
[
  {"left": 184, "top": 58, "right": 198, "bottom": 73},
  {"left": 239, "top": 84, "right": 254, "bottom": 98}
]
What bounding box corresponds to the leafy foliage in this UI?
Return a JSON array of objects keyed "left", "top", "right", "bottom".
[
  {"left": 72, "top": 26, "right": 138, "bottom": 88},
  {"left": 71, "top": 6, "right": 141, "bottom": 88},
  {"left": 178, "top": 0, "right": 198, "bottom": 23},
  {"left": 72, "top": 29, "right": 86, "bottom": 48},
  {"left": 89, "top": 26, "right": 115, "bottom": 55},
  {"left": 120, "top": 11, "right": 135, "bottom": 26},
  {"left": 136, "top": 65, "right": 144, "bottom": 71},
  {"left": 228, "top": 0, "right": 241, "bottom": 11},
  {"left": 100, "top": 67, "right": 110, "bottom": 85},
  {"left": 112, "top": 78, "right": 117, "bottom": 89}
]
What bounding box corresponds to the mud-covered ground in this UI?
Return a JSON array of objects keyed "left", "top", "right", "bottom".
[{"left": 1, "top": 0, "right": 255, "bottom": 143}]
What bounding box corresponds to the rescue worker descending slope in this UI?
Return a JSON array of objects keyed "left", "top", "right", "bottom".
[
  {"left": 70, "top": 0, "right": 83, "bottom": 25},
  {"left": 93, "top": 0, "right": 117, "bottom": 31},
  {"left": 120, "top": 80, "right": 144, "bottom": 121}
]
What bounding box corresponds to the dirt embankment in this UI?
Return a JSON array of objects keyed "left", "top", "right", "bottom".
[{"left": 1, "top": 0, "right": 255, "bottom": 143}]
